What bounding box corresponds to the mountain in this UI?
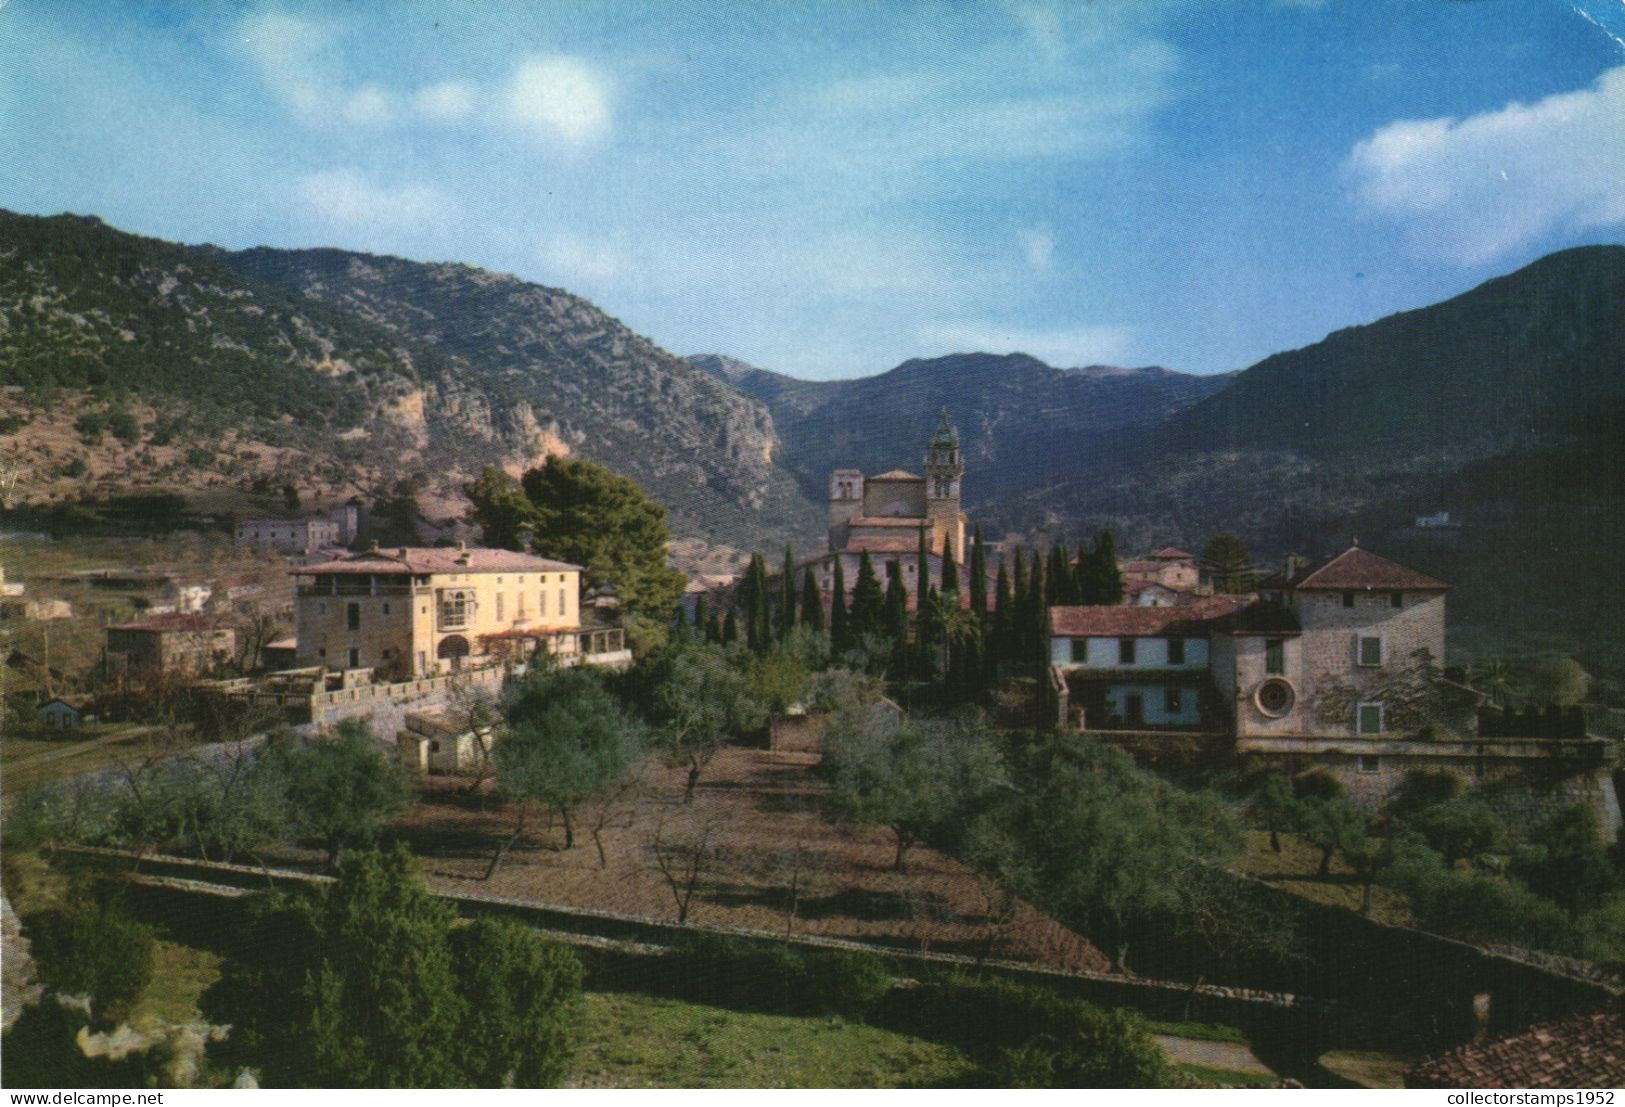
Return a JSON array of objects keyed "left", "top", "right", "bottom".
[
  {"left": 0, "top": 211, "right": 819, "bottom": 549},
  {"left": 693, "top": 351, "right": 1232, "bottom": 508},
  {"left": 993, "top": 245, "right": 1625, "bottom": 544}
]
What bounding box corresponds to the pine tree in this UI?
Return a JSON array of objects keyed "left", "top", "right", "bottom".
[
  {"left": 1202, "top": 534, "right": 1255, "bottom": 594},
  {"left": 779, "top": 546, "right": 797, "bottom": 639},
  {"left": 941, "top": 530, "right": 959, "bottom": 594},
  {"left": 968, "top": 525, "right": 987, "bottom": 618},
  {"left": 800, "top": 567, "right": 825, "bottom": 634},
  {"left": 849, "top": 551, "right": 883, "bottom": 641},
  {"left": 830, "top": 559, "right": 850, "bottom": 651}
]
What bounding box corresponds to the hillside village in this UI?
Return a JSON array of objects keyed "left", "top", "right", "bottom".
[{"left": 3, "top": 396, "right": 1623, "bottom": 1089}]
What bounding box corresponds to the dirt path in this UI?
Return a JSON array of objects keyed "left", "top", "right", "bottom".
[{"left": 1153, "top": 1035, "right": 1275, "bottom": 1076}]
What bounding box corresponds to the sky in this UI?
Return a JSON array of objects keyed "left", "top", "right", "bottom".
[{"left": 2, "top": 1, "right": 1623, "bottom": 380}]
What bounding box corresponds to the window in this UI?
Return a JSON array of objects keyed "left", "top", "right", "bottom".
[
  {"left": 1265, "top": 638, "right": 1285, "bottom": 675},
  {"left": 1357, "top": 702, "right": 1383, "bottom": 735},
  {"left": 317, "top": 647, "right": 327, "bottom": 658},
  {"left": 382, "top": 602, "right": 391, "bottom": 615},
  {"left": 1390, "top": 591, "right": 1403, "bottom": 608},
  {"left": 1358, "top": 636, "right": 1383, "bottom": 667},
  {"left": 1118, "top": 638, "right": 1137, "bottom": 665},
  {"left": 1123, "top": 693, "right": 1144, "bottom": 725},
  {"left": 558, "top": 589, "right": 566, "bottom": 614},
  {"left": 1165, "top": 688, "right": 1184, "bottom": 714},
  {"left": 317, "top": 602, "right": 327, "bottom": 615},
  {"left": 496, "top": 593, "right": 504, "bottom": 620},
  {"left": 346, "top": 603, "right": 360, "bottom": 631},
  {"left": 348, "top": 647, "right": 360, "bottom": 668},
  {"left": 1342, "top": 591, "right": 1355, "bottom": 608},
  {"left": 1359, "top": 754, "right": 1381, "bottom": 774},
  {"left": 1071, "top": 638, "right": 1088, "bottom": 663},
  {"left": 1167, "top": 638, "right": 1186, "bottom": 665}
]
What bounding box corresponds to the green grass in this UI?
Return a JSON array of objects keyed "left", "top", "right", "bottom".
[
  {"left": 131, "top": 940, "right": 223, "bottom": 1029},
  {"left": 1177, "top": 1062, "right": 1281, "bottom": 1088},
  {"left": 1143, "top": 1019, "right": 1249, "bottom": 1045},
  {"left": 572, "top": 991, "right": 973, "bottom": 1088}
]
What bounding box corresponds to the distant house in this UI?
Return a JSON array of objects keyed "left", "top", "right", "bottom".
[
  {"left": 261, "top": 637, "right": 298, "bottom": 671},
  {"left": 0, "top": 565, "right": 22, "bottom": 598},
  {"left": 1119, "top": 548, "right": 1204, "bottom": 594},
  {"left": 1413, "top": 511, "right": 1460, "bottom": 529},
  {"left": 38, "top": 697, "right": 90, "bottom": 729},
  {"left": 161, "top": 579, "right": 213, "bottom": 614},
  {"left": 0, "top": 598, "right": 72, "bottom": 622},
  {"left": 104, "top": 614, "right": 236, "bottom": 678},
  {"left": 396, "top": 705, "right": 495, "bottom": 775},
  {"left": 235, "top": 515, "right": 342, "bottom": 554}
]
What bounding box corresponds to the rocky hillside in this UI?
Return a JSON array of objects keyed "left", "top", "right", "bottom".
[
  {"left": 693, "top": 351, "right": 1231, "bottom": 506},
  {"left": 0, "top": 211, "right": 819, "bottom": 549}
]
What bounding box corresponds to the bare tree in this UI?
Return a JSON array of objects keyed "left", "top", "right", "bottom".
[{"left": 648, "top": 812, "right": 721, "bottom": 924}]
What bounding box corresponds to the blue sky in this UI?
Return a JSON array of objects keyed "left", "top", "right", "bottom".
[{"left": 2, "top": 1, "right": 1622, "bottom": 379}]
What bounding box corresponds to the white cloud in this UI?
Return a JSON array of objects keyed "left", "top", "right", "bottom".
[
  {"left": 238, "top": 11, "right": 332, "bottom": 117},
  {"left": 297, "top": 168, "right": 448, "bottom": 226},
  {"left": 539, "top": 233, "right": 627, "bottom": 283},
  {"left": 414, "top": 80, "right": 475, "bottom": 122},
  {"left": 1018, "top": 226, "right": 1054, "bottom": 269},
  {"left": 1345, "top": 65, "right": 1625, "bottom": 264},
  {"left": 504, "top": 56, "right": 611, "bottom": 145},
  {"left": 342, "top": 84, "right": 393, "bottom": 126},
  {"left": 915, "top": 322, "right": 1132, "bottom": 367}
]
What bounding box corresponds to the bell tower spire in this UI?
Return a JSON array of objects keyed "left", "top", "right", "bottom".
[{"left": 924, "top": 409, "right": 965, "bottom": 564}]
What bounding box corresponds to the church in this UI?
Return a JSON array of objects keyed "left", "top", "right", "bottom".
[{"left": 804, "top": 410, "right": 978, "bottom": 604}]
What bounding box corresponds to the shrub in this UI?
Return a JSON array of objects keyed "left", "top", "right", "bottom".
[
  {"left": 107, "top": 410, "right": 140, "bottom": 444},
  {"left": 73, "top": 411, "right": 108, "bottom": 442},
  {"left": 29, "top": 894, "right": 155, "bottom": 1028},
  {"left": 884, "top": 977, "right": 1176, "bottom": 1087},
  {"left": 802, "top": 949, "right": 894, "bottom": 1018},
  {"left": 0, "top": 414, "right": 27, "bottom": 435},
  {"left": 664, "top": 935, "right": 894, "bottom": 1019}
]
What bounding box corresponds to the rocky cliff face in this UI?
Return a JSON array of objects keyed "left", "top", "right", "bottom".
[{"left": 0, "top": 212, "right": 819, "bottom": 548}]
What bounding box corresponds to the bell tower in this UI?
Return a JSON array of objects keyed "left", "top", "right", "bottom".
[{"left": 924, "top": 409, "right": 965, "bottom": 565}]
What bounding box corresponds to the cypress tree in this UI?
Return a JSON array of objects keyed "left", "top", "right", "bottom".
[
  {"left": 1094, "top": 530, "right": 1124, "bottom": 605},
  {"left": 941, "top": 530, "right": 959, "bottom": 594},
  {"left": 1012, "top": 548, "right": 1028, "bottom": 628},
  {"left": 1026, "top": 554, "right": 1046, "bottom": 663},
  {"left": 744, "top": 552, "right": 771, "bottom": 651},
  {"left": 722, "top": 609, "right": 738, "bottom": 644},
  {"left": 1047, "top": 544, "right": 1070, "bottom": 606},
  {"left": 705, "top": 609, "right": 721, "bottom": 644},
  {"left": 883, "top": 561, "right": 908, "bottom": 645},
  {"left": 830, "top": 559, "right": 850, "bottom": 651},
  {"left": 849, "top": 551, "right": 884, "bottom": 641},
  {"left": 693, "top": 593, "right": 707, "bottom": 633},
  {"left": 991, "top": 558, "right": 1012, "bottom": 673},
  {"left": 800, "top": 566, "right": 825, "bottom": 634},
  {"left": 916, "top": 527, "right": 931, "bottom": 617},
  {"left": 968, "top": 525, "right": 987, "bottom": 619},
  {"left": 779, "top": 546, "right": 796, "bottom": 640}
]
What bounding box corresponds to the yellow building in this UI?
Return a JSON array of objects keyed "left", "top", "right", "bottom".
[{"left": 292, "top": 543, "right": 583, "bottom": 680}]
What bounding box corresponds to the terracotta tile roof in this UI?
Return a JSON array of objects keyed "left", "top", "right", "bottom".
[
  {"left": 1049, "top": 597, "right": 1247, "bottom": 637},
  {"left": 108, "top": 613, "right": 227, "bottom": 633},
  {"left": 1150, "top": 547, "right": 1197, "bottom": 560},
  {"left": 868, "top": 469, "right": 922, "bottom": 481},
  {"left": 1257, "top": 546, "right": 1449, "bottom": 592},
  {"left": 1407, "top": 1008, "right": 1625, "bottom": 1088},
  {"left": 294, "top": 546, "right": 581, "bottom": 576}
]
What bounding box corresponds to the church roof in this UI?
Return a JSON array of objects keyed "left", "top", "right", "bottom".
[
  {"left": 930, "top": 408, "right": 960, "bottom": 448},
  {"left": 869, "top": 469, "right": 922, "bottom": 482}
]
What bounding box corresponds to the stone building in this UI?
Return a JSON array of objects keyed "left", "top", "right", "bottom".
[
  {"left": 803, "top": 410, "right": 989, "bottom": 604},
  {"left": 1050, "top": 545, "right": 1618, "bottom": 831},
  {"left": 290, "top": 543, "right": 584, "bottom": 681},
  {"left": 104, "top": 613, "right": 236, "bottom": 678},
  {"left": 235, "top": 515, "right": 342, "bottom": 554},
  {"left": 1119, "top": 548, "right": 1204, "bottom": 595}
]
